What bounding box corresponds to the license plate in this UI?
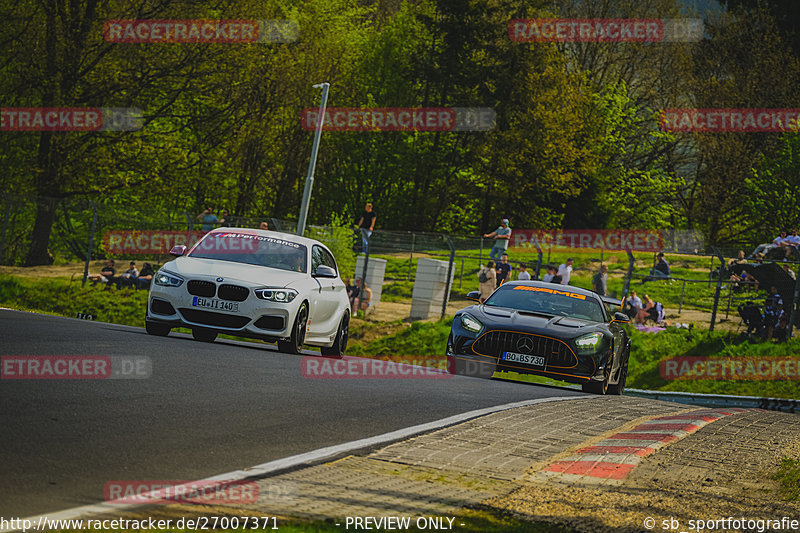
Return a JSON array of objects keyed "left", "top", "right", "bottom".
[
  {"left": 502, "top": 352, "right": 545, "bottom": 367},
  {"left": 192, "top": 297, "right": 239, "bottom": 312}
]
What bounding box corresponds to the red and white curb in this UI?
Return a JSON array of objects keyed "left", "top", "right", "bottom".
[{"left": 533, "top": 408, "right": 755, "bottom": 485}]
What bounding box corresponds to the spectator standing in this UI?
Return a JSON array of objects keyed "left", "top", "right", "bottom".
[
  {"left": 477, "top": 260, "right": 497, "bottom": 302},
  {"left": 357, "top": 203, "right": 376, "bottom": 253},
  {"left": 592, "top": 265, "right": 608, "bottom": 296},
  {"left": 517, "top": 263, "right": 531, "bottom": 280},
  {"left": 197, "top": 207, "right": 218, "bottom": 232},
  {"left": 483, "top": 218, "right": 512, "bottom": 261},
  {"left": 542, "top": 266, "right": 557, "bottom": 283},
  {"left": 259, "top": 221, "right": 269, "bottom": 230},
  {"left": 219, "top": 209, "right": 232, "bottom": 227},
  {"left": 496, "top": 254, "right": 513, "bottom": 287},
  {"left": 557, "top": 258, "right": 573, "bottom": 285}
]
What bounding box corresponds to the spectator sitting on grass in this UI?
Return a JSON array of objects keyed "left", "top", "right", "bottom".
[
  {"left": 135, "top": 263, "right": 155, "bottom": 289},
  {"left": 764, "top": 285, "right": 785, "bottom": 341},
  {"left": 782, "top": 228, "right": 800, "bottom": 259},
  {"left": 626, "top": 290, "right": 643, "bottom": 319},
  {"left": 88, "top": 259, "right": 116, "bottom": 285},
  {"left": 635, "top": 294, "right": 656, "bottom": 325}
]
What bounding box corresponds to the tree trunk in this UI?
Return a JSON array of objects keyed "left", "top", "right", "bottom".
[{"left": 25, "top": 196, "right": 58, "bottom": 265}]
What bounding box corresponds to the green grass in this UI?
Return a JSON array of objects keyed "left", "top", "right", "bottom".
[
  {"left": 772, "top": 458, "right": 800, "bottom": 501},
  {"left": 0, "top": 275, "right": 149, "bottom": 327},
  {"left": 370, "top": 248, "right": 740, "bottom": 316}
]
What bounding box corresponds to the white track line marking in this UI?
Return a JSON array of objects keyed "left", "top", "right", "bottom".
[{"left": 2, "top": 395, "right": 587, "bottom": 532}]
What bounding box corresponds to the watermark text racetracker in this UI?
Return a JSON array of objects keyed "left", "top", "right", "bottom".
[
  {"left": 1, "top": 108, "right": 142, "bottom": 132},
  {"left": 301, "top": 107, "right": 496, "bottom": 132},
  {"left": 660, "top": 356, "right": 800, "bottom": 381},
  {"left": 302, "top": 355, "right": 451, "bottom": 379},
  {"left": 104, "top": 19, "right": 299, "bottom": 43},
  {"left": 1, "top": 356, "right": 151, "bottom": 380},
  {"left": 509, "top": 18, "right": 703, "bottom": 42},
  {"left": 660, "top": 108, "right": 800, "bottom": 132}
]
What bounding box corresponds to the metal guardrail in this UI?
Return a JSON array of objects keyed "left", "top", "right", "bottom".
[
  {"left": 625, "top": 389, "right": 800, "bottom": 413},
  {"left": 626, "top": 389, "right": 799, "bottom": 413}
]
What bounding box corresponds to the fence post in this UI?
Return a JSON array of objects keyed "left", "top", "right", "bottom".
[
  {"left": 441, "top": 235, "right": 455, "bottom": 320},
  {"left": 533, "top": 236, "right": 543, "bottom": 280},
  {"left": 678, "top": 279, "right": 686, "bottom": 314},
  {"left": 708, "top": 247, "right": 725, "bottom": 331},
  {"left": 82, "top": 202, "right": 98, "bottom": 287},
  {"left": 787, "top": 272, "right": 800, "bottom": 339},
  {"left": 622, "top": 248, "right": 635, "bottom": 299},
  {"left": 270, "top": 218, "right": 282, "bottom": 232},
  {"left": 725, "top": 283, "right": 733, "bottom": 319},
  {"left": 459, "top": 257, "right": 464, "bottom": 289},
  {"left": 0, "top": 192, "right": 9, "bottom": 264},
  {"left": 358, "top": 228, "right": 370, "bottom": 313},
  {"left": 408, "top": 233, "right": 415, "bottom": 281},
  {"left": 478, "top": 236, "right": 483, "bottom": 268},
  {"left": 183, "top": 211, "right": 193, "bottom": 231}
]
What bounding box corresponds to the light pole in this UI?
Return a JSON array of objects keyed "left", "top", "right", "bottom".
[{"left": 297, "top": 82, "right": 329, "bottom": 236}]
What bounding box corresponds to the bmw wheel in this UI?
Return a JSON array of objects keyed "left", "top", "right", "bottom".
[
  {"left": 278, "top": 302, "right": 308, "bottom": 354},
  {"left": 321, "top": 312, "right": 349, "bottom": 358}
]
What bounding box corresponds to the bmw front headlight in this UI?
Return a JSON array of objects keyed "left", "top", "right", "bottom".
[
  {"left": 574, "top": 332, "right": 604, "bottom": 354},
  {"left": 154, "top": 270, "right": 184, "bottom": 287},
  {"left": 255, "top": 288, "right": 298, "bottom": 303},
  {"left": 460, "top": 313, "right": 483, "bottom": 334}
]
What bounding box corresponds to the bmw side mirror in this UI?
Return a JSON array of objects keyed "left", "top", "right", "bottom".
[
  {"left": 466, "top": 291, "right": 481, "bottom": 301},
  {"left": 313, "top": 265, "right": 337, "bottom": 278},
  {"left": 613, "top": 312, "right": 630, "bottom": 322},
  {"left": 169, "top": 245, "right": 187, "bottom": 257}
]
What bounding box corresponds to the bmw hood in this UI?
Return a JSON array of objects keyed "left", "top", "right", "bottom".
[{"left": 164, "top": 256, "right": 306, "bottom": 287}]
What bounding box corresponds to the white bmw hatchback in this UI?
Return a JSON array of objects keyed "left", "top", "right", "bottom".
[{"left": 145, "top": 228, "right": 350, "bottom": 356}]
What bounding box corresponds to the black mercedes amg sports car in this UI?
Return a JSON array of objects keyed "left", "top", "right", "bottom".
[{"left": 447, "top": 281, "right": 631, "bottom": 394}]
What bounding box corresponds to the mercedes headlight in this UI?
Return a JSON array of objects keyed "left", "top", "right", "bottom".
[
  {"left": 255, "top": 288, "right": 298, "bottom": 303},
  {"left": 154, "top": 270, "right": 184, "bottom": 287},
  {"left": 574, "top": 332, "right": 604, "bottom": 354},
  {"left": 460, "top": 313, "right": 483, "bottom": 334}
]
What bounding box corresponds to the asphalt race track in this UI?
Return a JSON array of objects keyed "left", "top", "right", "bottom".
[{"left": 0, "top": 309, "right": 585, "bottom": 518}]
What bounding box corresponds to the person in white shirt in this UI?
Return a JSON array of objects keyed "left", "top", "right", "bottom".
[
  {"left": 557, "top": 258, "right": 573, "bottom": 285},
  {"left": 626, "top": 290, "right": 643, "bottom": 318},
  {"left": 782, "top": 228, "right": 800, "bottom": 259},
  {"left": 517, "top": 263, "right": 531, "bottom": 280}
]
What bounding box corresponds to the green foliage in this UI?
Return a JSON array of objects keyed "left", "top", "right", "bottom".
[
  {"left": 306, "top": 213, "right": 357, "bottom": 278},
  {"left": 772, "top": 458, "right": 800, "bottom": 501}
]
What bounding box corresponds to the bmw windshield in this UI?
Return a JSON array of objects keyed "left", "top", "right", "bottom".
[
  {"left": 484, "top": 285, "right": 605, "bottom": 322},
  {"left": 187, "top": 232, "right": 308, "bottom": 273}
]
